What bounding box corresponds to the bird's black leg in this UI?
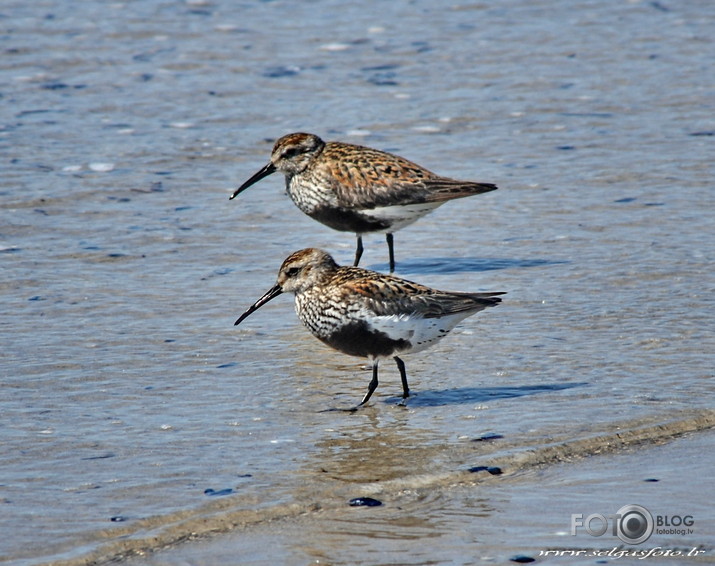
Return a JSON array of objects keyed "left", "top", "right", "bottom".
[
  {"left": 386, "top": 233, "right": 395, "bottom": 273},
  {"left": 358, "top": 361, "right": 379, "bottom": 406},
  {"left": 394, "top": 356, "right": 409, "bottom": 403},
  {"left": 354, "top": 235, "right": 364, "bottom": 267}
]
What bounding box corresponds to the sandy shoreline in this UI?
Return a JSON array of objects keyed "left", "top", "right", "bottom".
[{"left": 43, "top": 410, "right": 714, "bottom": 566}]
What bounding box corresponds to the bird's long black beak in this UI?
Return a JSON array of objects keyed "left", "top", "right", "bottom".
[
  {"left": 234, "top": 284, "right": 283, "bottom": 325},
  {"left": 230, "top": 162, "right": 277, "bottom": 200}
]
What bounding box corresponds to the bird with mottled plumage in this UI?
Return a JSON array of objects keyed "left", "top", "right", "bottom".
[
  {"left": 234, "top": 248, "right": 504, "bottom": 408},
  {"left": 230, "top": 133, "right": 498, "bottom": 272}
]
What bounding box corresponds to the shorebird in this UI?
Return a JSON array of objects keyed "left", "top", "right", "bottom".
[
  {"left": 230, "top": 133, "right": 498, "bottom": 272},
  {"left": 234, "top": 248, "right": 504, "bottom": 408}
]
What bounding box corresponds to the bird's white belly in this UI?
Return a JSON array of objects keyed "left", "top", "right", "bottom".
[
  {"left": 367, "top": 311, "right": 468, "bottom": 356},
  {"left": 359, "top": 202, "right": 443, "bottom": 234}
]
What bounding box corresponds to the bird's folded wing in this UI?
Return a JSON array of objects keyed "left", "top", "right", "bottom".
[{"left": 365, "top": 289, "right": 503, "bottom": 319}]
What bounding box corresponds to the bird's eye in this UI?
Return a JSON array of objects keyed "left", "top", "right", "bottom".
[
  {"left": 281, "top": 147, "right": 302, "bottom": 159},
  {"left": 285, "top": 266, "right": 301, "bottom": 277}
]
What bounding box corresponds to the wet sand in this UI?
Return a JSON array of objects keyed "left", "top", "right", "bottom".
[
  {"left": 134, "top": 429, "right": 714, "bottom": 566},
  {"left": 53, "top": 410, "right": 715, "bottom": 565}
]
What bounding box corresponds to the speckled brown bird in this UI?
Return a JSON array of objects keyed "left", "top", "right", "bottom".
[
  {"left": 230, "top": 133, "right": 498, "bottom": 272},
  {"left": 234, "top": 248, "right": 504, "bottom": 408}
]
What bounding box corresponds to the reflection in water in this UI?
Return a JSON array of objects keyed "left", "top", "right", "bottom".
[{"left": 293, "top": 409, "right": 497, "bottom": 565}]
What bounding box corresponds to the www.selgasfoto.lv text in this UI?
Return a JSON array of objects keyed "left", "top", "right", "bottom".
[{"left": 539, "top": 547, "right": 706, "bottom": 560}]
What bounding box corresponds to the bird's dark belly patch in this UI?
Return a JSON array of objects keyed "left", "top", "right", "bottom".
[
  {"left": 320, "top": 320, "right": 411, "bottom": 358},
  {"left": 309, "top": 206, "right": 391, "bottom": 233}
]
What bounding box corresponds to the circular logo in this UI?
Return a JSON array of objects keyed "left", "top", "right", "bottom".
[{"left": 616, "top": 504, "right": 654, "bottom": 544}]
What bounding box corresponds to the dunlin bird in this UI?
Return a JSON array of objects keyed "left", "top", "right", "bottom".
[
  {"left": 230, "top": 133, "right": 498, "bottom": 272},
  {"left": 234, "top": 248, "right": 504, "bottom": 408}
]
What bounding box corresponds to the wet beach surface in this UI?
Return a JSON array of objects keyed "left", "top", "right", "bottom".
[
  {"left": 1, "top": 0, "right": 714, "bottom": 564},
  {"left": 121, "top": 424, "right": 715, "bottom": 566}
]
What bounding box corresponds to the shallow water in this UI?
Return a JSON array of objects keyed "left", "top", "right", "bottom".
[
  {"left": 1, "top": 0, "right": 714, "bottom": 564},
  {"left": 124, "top": 426, "right": 715, "bottom": 566}
]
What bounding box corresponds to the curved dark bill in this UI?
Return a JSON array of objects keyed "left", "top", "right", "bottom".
[
  {"left": 230, "top": 162, "right": 277, "bottom": 200},
  {"left": 234, "top": 284, "right": 283, "bottom": 325}
]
